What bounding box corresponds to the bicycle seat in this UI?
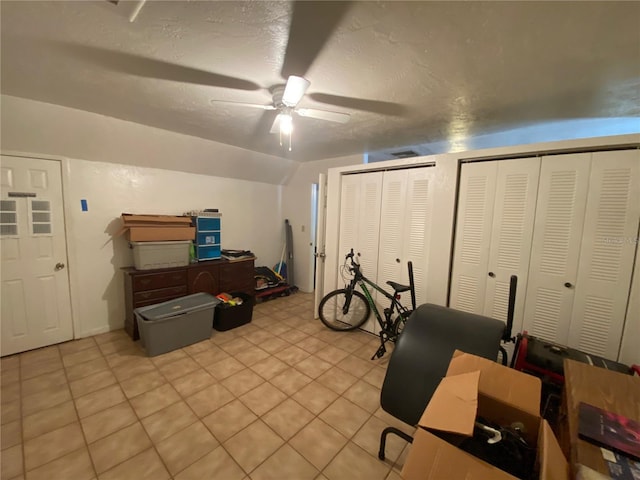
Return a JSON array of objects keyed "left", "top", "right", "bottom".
[{"left": 386, "top": 281, "right": 411, "bottom": 293}]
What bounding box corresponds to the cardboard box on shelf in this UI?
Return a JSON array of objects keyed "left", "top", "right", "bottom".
[
  {"left": 118, "top": 214, "right": 195, "bottom": 242},
  {"left": 402, "top": 350, "right": 568, "bottom": 480}
]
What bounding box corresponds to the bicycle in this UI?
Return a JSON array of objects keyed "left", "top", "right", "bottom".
[{"left": 318, "top": 249, "right": 416, "bottom": 359}]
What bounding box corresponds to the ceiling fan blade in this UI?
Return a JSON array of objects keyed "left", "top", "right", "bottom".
[
  {"left": 308, "top": 93, "right": 408, "bottom": 116},
  {"left": 269, "top": 114, "right": 283, "bottom": 134},
  {"left": 280, "top": 1, "right": 352, "bottom": 78},
  {"left": 253, "top": 110, "right": 279, "bottom": 138},
  {"left": 54, "top": 42, "right": 261, "bottom": 91},
  {"left": 296, "top": 108, "right": 350, "bottom": 124},
  {"left": 282, "top": 76, "right": 311, "bottom": 107},
  {"left": 210, "top": 100, "right": 276, "bottom": 110}
]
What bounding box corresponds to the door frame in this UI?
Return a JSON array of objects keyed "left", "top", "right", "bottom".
[
  {"left": 313, "top": 174, "right": 327, "bottom": 317},
  {"left": 1, "top": 150, "right": 80, "bottom": 342}
]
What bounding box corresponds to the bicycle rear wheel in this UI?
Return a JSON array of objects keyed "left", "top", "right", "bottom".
[
  {"left": 318, "top": 289, "right": 370, "bottom": 331},
  {"left": 393, "top": 310, "right": 412, "bottom": 338}
]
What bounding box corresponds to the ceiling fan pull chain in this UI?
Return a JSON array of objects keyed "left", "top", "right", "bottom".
[{"left": 289, "top": 129, "right": 292, "bottom": 152}]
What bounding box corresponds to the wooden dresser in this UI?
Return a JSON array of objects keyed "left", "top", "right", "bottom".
[
  {"left": 560, "top": 359, "right": 640, "bottom": 478},
  {"left": 123, "top": 258, "right": 255, "bottom": 340}
]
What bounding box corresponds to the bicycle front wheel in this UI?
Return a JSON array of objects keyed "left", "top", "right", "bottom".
[{"left": 318, "top": 289, "right": 370, "bottom": 331}]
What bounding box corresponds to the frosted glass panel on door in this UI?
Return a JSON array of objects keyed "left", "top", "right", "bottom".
[
  {"left": 0, "top": 200, "right": 18, "bottom": 236},
  {"left": 30, "top": 199, "right": 52, "bottom": 235}
]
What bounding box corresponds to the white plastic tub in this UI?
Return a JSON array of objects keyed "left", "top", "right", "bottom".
[{"left": 131, "top": 240, "right": 191, "bottom": 270}]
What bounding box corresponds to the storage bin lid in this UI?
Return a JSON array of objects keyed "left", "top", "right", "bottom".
[
  {"left": 135, "top": 293, "right": 220, "bottom": 321},
  {"left": 130, "top": 240, "right": 192, "bottom": 247}
]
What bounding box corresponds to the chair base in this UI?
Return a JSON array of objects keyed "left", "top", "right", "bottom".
[{"left": 378, "top": 426, "right": 414, "bottom": 460}]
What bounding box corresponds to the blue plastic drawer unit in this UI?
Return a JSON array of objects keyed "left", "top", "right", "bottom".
[{"left": 193, "top": 214, "right": 221, "bottom": 261}]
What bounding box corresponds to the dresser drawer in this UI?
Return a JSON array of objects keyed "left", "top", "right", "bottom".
[
  {"left": 132, "top": 270, "right": 187, "bottom": 291},
  {"left": 219, "top": 260, "right": 254, "bottom": 278},
  {"left": 219, "top": 261, "right": 254, "bottom": 292},
  {"left": 133, "top": 285, "right": 188, "bottom": 305}
]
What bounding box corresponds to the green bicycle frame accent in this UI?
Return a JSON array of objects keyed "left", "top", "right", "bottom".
[{"left": 356, "top": 276, "right": 402, "bottom": 329}]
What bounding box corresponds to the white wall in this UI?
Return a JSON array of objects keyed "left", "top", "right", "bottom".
[
  {"left": 0, "top": 95, "right": 298, "bottom": 185},
  {"left": 57, "top": 158, "right": 283, "bottom": 338},
  {"left": 282, "top": 154, "right": 363, "bottom": 292},
  {"left": 1, "top": 95, "right": 288, "bottom": 338}
]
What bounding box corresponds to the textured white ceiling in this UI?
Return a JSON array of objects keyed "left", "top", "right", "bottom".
[{"left": 1, "top": 1, "right": 639, "bottom": 162}]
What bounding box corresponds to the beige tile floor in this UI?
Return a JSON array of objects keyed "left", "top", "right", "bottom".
[{"left": 0, "top": 292, "right": 415, "bottom": 480}]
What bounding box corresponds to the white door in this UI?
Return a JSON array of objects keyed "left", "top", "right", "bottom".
[
  {"left": 522, "top": 153, "right": 592, "bottom": 343},
  {"left": 403, "top": 167, "right": 435, "bottom": 308},
  {"left": 314, "top": 174, "right": 327, "bottom": 318},
  {"left": 483, "top": 158, "right": 540, "bottom": 333},
  {"left": 450, "top": 161, "right": 498, "bottom": 313},
  {"left": 377, "top": 167, "right": 435, "bottom": 311},
  {"left": 567, "top": 149, "right": 640, "bottom": 358},
  {"left": 337, "top": 171, "right": 383, "bottom": 278},
  {"left": 376, "top": 169, "right": 408, "bottom": 312},
  {"left": 1, "top": 155, "right": 73, "bottom": 356},
  {"left": 336, "top": 172, "right": 383, "bottom": 333}
]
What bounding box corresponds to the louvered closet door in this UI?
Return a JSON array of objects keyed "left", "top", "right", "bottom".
[
  {"left": 337, "top": 172, "right": 383, "bottom": 296},
  {"left": 376, "top": 169, "right": 408, "bottom": 311},
  {"left": 483, "top": 158, "right": 540, "bottom": 334},
  {"left": 399, "top": 167, "right": 434, "bottom": 307},
  {"left": 567, "top": 150, "right": 640, "bottom": 359},
  {"left": 375, "top": 167, "right": 435, "bottom": 330},
  {"left": 450, "top": 162, "right": 498, "bottom": 313},
  {"left": 522, "top": 153, "right": 591, "bottom": 344},
  {"left": 337, "top": 174, "right": 361, "bottom": 282}
]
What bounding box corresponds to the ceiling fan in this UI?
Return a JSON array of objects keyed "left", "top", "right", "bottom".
[
  {"left": 210, "top": 75, "right": 350, "bottom": 150},
  {"left": 58, "top": 2, "right": 406, "bottom": 151}
]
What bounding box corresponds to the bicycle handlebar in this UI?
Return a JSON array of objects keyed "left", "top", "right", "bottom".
[{"left": 345, "top": 249, "right": 360, "bottom": 273}]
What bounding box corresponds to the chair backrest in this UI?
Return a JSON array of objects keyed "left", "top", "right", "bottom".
[{"left": 380, "top": 303, "right": 505, "bottom": 426}]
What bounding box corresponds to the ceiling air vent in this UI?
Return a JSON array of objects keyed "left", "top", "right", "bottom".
[{"left": 391, "top": 150, "right": 419, "bottom": 159}]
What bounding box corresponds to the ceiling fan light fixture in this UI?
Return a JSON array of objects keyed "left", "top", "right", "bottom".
[
  {"left": 277, "top": 113, "right": 294, "bottom": 151},
  {"left": 279, "top": 113, "right": 293, "bottom": 135},
  {"left": 282, "top": 76, "right": 310, "bottom": 107}
]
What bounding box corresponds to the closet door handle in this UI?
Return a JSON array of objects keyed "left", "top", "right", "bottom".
[
  {"left": 488, "top": 272, "right": 496, "bottom": 278},
  {"left": 564, "top": 282, "right": 573, "bottom": 288}
]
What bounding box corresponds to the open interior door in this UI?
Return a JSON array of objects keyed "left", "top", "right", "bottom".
[{"left": 313, "top": 173, "right": 327, "bottom": 318}]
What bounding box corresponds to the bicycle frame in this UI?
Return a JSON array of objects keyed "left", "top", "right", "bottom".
[
  {"left": 356, "top": 275, "right": 407, "bottom": 332},
  {"left": 341, "top": 257, "right": 413, "bottom": 358}
]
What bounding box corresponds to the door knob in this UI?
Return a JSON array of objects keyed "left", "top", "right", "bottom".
[
  {"left": 488, "top": 272, "right": 496, "bottom": 278},
  {"left": 396, "top": 258, "right": 401, "bottom": 263},
  {"left": 55, "top": 262, "right": 65, "bottom": 271},
  {"left": 564, "top": 282, "right": 573, "bottom": 288}
]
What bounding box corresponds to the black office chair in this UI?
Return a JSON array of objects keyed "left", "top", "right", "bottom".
[{"left": 378, "top": 303, "right": 506, "bottom": 460}]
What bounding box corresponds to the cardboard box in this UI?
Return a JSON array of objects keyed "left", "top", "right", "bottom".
[
  {"left": 118, "top": 214, "right": 195, "bottom": 242},
  {"left": 402, "top": 350, "right": 568, "bottom": 480}
]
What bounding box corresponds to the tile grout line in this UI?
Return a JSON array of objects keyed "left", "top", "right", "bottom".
[
  {"left": 57, "top": 341, "right": 101, "bottom": 480},
  {"left": 8, "top": 295, "right": 395, "bottom": 480},
  {"left": 114, "top": 339, "right": 197, "bottom": 480},
  {"left": 226, "top": 325, "right": 381, "bottom": 477}
]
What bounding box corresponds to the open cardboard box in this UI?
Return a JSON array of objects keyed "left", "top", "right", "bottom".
[
  {"left": 118, "top": 214, "right": 195, "bottom": 242},
  {"left": 402, "top": 350, "right": 568, "bottom": 480}
]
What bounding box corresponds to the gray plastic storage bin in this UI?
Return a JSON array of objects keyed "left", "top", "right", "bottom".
[
  {"left": 134, "top": 293, "right": 220, "bottom": 356},
  {"left": 130, "top": 240, "right": 191, "bottom": 270}
]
